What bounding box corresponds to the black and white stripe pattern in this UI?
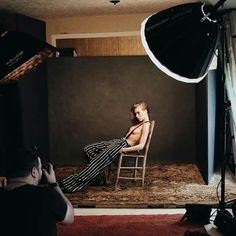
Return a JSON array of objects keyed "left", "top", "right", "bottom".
[{"left": 60, "top": 138, "right": 128, "bottom": 193}]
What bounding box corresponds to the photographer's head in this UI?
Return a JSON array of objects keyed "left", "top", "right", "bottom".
[{"left": 6, "top": 147, "right": 43, "bottom": 185}]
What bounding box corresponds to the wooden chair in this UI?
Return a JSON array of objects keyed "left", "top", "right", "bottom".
[{"left": 114, "top": 120, "right": 155, "bottom": 190}]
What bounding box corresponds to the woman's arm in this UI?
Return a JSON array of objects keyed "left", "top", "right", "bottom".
[{"left": 121, "top": 122, "right": 150, "bottom": 153}]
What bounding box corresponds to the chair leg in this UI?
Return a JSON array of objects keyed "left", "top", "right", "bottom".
[
  {"left": 115, "top": 154, "right": 123, "bottom": 190},
  {"left": 134, "top": 157, "right": 138, "bottom": 178},
  {"left": 107, "top": 164, "right": 112, "bottom": 181},
  {"left": 141, "top": 160, "right": 147, "bottom": 187},
  {"left": 141, "top": 170, "right": 145, "bottom": 187}
]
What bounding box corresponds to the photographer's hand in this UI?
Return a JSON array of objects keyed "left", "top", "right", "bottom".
[{"left": 42, "top": 163, "right": 56, "bottom": 184}]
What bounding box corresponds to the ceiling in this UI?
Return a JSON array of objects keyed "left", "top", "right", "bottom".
[{"left": 0, "top": 0, "right": 235, "bottom": 19}]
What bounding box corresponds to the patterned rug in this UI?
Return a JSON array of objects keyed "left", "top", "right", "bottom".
[
  {"left": 57, "top": 214, "right": 207, "bottom": 236},
  {"left": 55, "top": 164, "right": 236, "bottom": 208}
]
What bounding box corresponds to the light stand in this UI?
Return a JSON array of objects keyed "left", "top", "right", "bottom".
[
  {"left": 217, "top": 21, "right": 227, "bottom": 210},
  {"left": 215, "top": 11, "right": 236, "bottom": 211},
  {"left": 213, "top": 17, "right": 236, "bottom": 234},
  {"left": 140, "top": 0, "right": 236, "bottom": 233}
]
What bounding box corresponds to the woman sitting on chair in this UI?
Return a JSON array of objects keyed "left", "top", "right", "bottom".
[{"left": 60, "top": 101, "right": 150, "bottom": 193}]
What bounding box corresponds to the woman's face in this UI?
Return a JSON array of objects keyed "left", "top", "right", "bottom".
[{"left": 134, "top": 105, "right": 147, "bottom": 122}]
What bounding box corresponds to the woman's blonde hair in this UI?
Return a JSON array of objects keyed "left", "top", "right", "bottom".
[
  {"left": 131, "top": 101, "right": 149, "bottom": 113},
  {"left": 130, "top": 101, "right": 150, "bottom": 124}
]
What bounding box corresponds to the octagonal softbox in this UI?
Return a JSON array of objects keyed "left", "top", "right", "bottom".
[{"left": 141, "top": 2, "right": 221, "bottom": 83}]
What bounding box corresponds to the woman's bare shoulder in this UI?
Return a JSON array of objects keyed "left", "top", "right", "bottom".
[
  {"left": 141, "top": 122, "right": 150, "bottom": 132},
  {"left": 143, "top": 121, "right": 151, "bottom": 127}
]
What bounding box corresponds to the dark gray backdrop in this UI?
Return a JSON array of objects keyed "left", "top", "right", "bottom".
[{"left": 47, "top": 56, "right": 196, "bottom": 166}]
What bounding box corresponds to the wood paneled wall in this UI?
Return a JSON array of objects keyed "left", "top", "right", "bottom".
[{"left": 56, "top": 36, "right": 146, "bottom": 56}]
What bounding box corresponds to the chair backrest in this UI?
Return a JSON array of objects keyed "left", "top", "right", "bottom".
[{"left": 143, "top": 120, "right": 155, "bottom": 156}]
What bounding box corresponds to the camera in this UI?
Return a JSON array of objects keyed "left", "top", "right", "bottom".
[{"left": 42, "top": 161, "right": 50, "bottom": 172}]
